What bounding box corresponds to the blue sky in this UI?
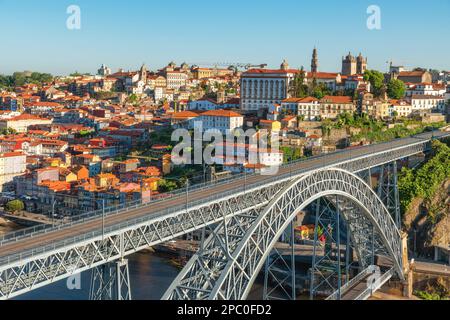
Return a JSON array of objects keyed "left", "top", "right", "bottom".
[{"left": 0, "top": 0, "right": 449, "bottom": 75}]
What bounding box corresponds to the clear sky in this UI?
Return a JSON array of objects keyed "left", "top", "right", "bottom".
[{"left": 0, "top": 0, "right": 449, "bottom": 75}]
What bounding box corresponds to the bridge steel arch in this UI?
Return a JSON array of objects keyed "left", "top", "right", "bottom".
[
  {"left": 164, "top": 168, "right": 404, "bottom": 300},
  {"left": 1, "top": 133, "right": 444, "bottom": 300}
]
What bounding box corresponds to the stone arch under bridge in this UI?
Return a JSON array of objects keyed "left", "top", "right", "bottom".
[{"left": 163, "top": 168, "right": 404, "bottom": 300}]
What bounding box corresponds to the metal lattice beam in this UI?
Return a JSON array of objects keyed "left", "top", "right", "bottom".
[
  {"left": 164, "top": 168, "right": 404, "bottom": 300},
  {"left": 0, "top": 135, "right": 438, "bottom": 300}
]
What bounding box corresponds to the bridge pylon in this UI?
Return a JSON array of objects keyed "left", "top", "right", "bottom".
[
  {"left": 377, "top": 161, "right": 401, "bottom": 229},
  {"left": 89, "top": 259, "right": 132, "bottom": 300}
]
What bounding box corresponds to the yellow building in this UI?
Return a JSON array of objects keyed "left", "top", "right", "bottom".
[
  {"left": 259, "top": 120, "right": 281, "bottom": 132},
  {"left": 59, "top": 168, "right": 78, "bottom": 183},
  {"left": 192, "top": 67, "right": 234, "bottom": 79}
]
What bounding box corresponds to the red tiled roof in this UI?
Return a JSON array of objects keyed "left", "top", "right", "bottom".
[
  {"left": 243, "top": 69, "right": 300, "bottom": 75},
  {"left": 321, "top": 96, "right": 353, "bottom": 104},
  {"left": 201, "top": 110, "right": 242, "bottom": 118}
]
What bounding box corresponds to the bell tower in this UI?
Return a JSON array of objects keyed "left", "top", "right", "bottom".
[{"left": 311, "top": 47, "right": 318, "bottom": 73}]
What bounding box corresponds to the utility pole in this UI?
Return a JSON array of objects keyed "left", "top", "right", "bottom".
[
  {"left": 244, "top": 169, "right": 247, "bottom": 193},
  {"left": 101, "top": 199, "right": 105, "bottom": 240},
  {"left": 52, "top": 199, "right": 57, "bottom": 227},
  {"left": 185, "top": 179, "right": 189, "bottom": 212}
]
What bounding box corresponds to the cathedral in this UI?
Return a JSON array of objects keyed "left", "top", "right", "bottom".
[{"left": 342, "top": 52, "right": 367, "bottom": 75}]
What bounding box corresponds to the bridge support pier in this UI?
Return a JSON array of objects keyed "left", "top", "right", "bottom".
[
  {"left": 89, "top": 259, "right": 132, "bottom": 300},
  {"left": 377, "top": 162, "right": 401, "bottom": 228}
]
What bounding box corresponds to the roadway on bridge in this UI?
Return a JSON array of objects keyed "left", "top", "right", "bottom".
[
  {"left": 339, "top": 274, "right": 373, "bottom": 300},
  {"left": 0, "top": 132, "right": 446, "bottom": 262}
]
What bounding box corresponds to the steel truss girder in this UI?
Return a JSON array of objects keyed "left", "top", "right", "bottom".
[
  {"left": 0, "top": 139, "right": 429, "bottom": 300},
  {"left": 377, "top": 162, "right": 401, "bottom": 228},
  {"left": 263, "top": 221, "right": 296, "bottom": 301},
  {"left": 338, "top": 142, "right": 427, "bottom": 173},
  {"left": 164, "top": 168, "right": 404, "bottom": 300},
  {"left": 310, "top": 197, "right": 346, "bottom": 299},
  {"left": 0, "top": 183, "right": 285, "bottom": 300},
  {"left": 89, "top": 259, "right": 131, "bottom": 300}
]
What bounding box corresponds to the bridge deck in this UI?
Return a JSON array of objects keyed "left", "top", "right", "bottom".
[
  {"left": 340, "top": 275, "right": 372, "bottom": 300},
  {"left": 0, "top": 132, "right": 446, "bottom": 264}
]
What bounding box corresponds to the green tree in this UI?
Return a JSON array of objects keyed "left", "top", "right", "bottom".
[
  {"left": 0, "top": 71, "right": 53, "bottom": 88},
  {"left": 127, "top": 94, "right": 139, "bottom": 105},
  {"left": 310, "top": 82, "right": 331, "bottom": 99},
  {"left": 364, "top": 70, "right": 385, "bottom": 97},
  {"left": 387, "top": 79, "right": 406, "bottom": 99},
  {"left": 398, "top": 140, "right": 450, "bottom": 217},
  {"left": 289, "top": 67, "right": 309, "bottom": 98},
  {"left": 158, "top": 179, "right": 178, "bottom": 192},
  {"left": 5, "top": 200, "right": 25, "bottom": 212}
]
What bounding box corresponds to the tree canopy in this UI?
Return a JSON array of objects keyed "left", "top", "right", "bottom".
[
  {"left": 398, "top": 140, "right": 450, "bottom": 221},
  {"left": 0, "top": 72, "right": 53, "bottom": 89},
  {"left": 387, "top": 78, "right": 406, "bottom": 99},
  {"left": 363, "top": 70, "right": 385, "bottom": 97},
  {"left": 5, "top": 199, "right": 25, "bottom": 212}
]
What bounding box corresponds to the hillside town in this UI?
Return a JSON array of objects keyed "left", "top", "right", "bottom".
[{"left": 0, "top": 49, "right": 449, "bottom": 221}]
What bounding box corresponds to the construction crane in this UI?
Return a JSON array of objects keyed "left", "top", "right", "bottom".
[{"left": 189, "top": 62, "right": 268, "bottom": 73}]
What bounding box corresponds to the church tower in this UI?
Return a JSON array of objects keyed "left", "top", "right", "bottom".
[
  {"left": 139, "top": 63, "right": 148, "bottom": 82},
  {"left": 280, "top": 59, "right": 290, "bottom": 70},
  {"left": 342, "top": 52, "right": 357, "bottom": 75},
  {"left": 357, "top": 53, "right": 367, "bottom": 75},
  {"left": 311, "top": 47, "right": 318, "bottom": 73}
]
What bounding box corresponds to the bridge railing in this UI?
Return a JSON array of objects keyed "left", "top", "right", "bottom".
[
  {"left": 0, "top": 137, "right": 367, "bottom": 246},
  {"left": 354, "top": 267, "right": 396, "bottom": 300},
  {"left": 0, "top": 161, "right": 321, "bottom": 266},
  {"left": 0, "top": 132, "right": 442, "bottom": 261},
  {"left": 325, "top": 266, "right": 375, "bottom": 300}
]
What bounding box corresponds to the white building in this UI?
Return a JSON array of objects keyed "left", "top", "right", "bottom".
[
  {"left": 408, "top": 95, "right": 446, "bottom": 114},
  {"left": 214, "top": 143, "right": 284, "bottom": 172},
  {"left": 188, "top": 99, "right": 220, "bottom": 111},
  {"left": 0, "top": 152, "right": 26, "bottom": 192},
  {"left": 406, "top": 83, "right": 446, "bottom": 97},
  {"left": 0, "top": 114, "right": 53, "bottom": 133},
  {"left": 281, "top": 97, "right": 320, "bottom": 120},
  {"left": 171, "top": 111, "right": 199, "bottom": 130},
  {"left": 240, "top": 60, "right": 299, "bottom": 112},
  {"left": 388, "top": 100, "right": 412, "bottom": 118},
  {"left": 197, "top": 110, "right": 244, "bottom": 135},
  {"left": 166, "top": 71, "right": 188, "bottom": 90},
  {"left": 251, "top": 147, "right": 284, "bottom": 167},
  {"left": 306, "top": 72, "right": 341, "bottom": 92}
]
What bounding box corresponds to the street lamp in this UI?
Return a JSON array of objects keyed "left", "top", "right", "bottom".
[
  {"left": 185, "top": 179, "right": 189, "bottom": 212},
  {"left": 244, "top": 168, "right": 247, "bottom": 193},
  {"left": 95, "top": 198, "right": 106, "bottom": 240},
  {"left": 51, "top": 199, "right": 57, "bottom": 227}
]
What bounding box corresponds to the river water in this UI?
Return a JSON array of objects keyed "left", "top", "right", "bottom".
[
  {"left": 1, "top": 220, "right": 301, "bottom": 300},
  {"left": 15, "top": 251, "right": 182, "bottom": 300},
  {"left": 12, "top": 250, "right": 267, "bottom": 300}
]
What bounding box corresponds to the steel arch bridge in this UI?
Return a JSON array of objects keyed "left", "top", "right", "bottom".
[
  {"left": 0, "top": 132, "right": 447, "bottom": 300},
  {"left": 163, "top": 168, "right": 403, "bottom": 300}
]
